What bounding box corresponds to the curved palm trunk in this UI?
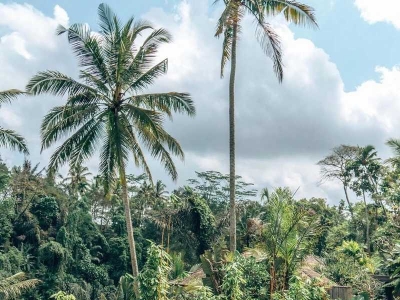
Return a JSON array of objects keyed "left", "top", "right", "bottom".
[
  {"left": 362, "top": 190, "right": 370, "bottom": 254},
  {"left": 229, "top": 24, "right": 238, "bottom": 252},
  {"left": 119, "top": 165, "right": 140, "bottom": 296}
]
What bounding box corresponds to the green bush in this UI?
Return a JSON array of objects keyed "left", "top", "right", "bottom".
[
  {"left": 39, "top": 241, "right": 65, "bottom": 272},
  {"left": 274, "top": 276, "right": 330, "bottom": 300},
  {"left": 31, "top": 197, "right": 59, "bottom": 230}
]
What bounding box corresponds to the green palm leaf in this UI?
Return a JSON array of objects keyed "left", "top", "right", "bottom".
[
  {"left": 126, "top": 92, "right": 195, "bottom": 117},
  {"left": 0, "top": 90, "right": 29, "bottom": 154},
  {"left": 262, "top": 0, "right": 318, "bottom": 28},
  {"left": 0, "top": 127, "right": 29, "bottom": 154},
  {"left": 27, "top": 71, "right": 97, "bottom": 97},
  {"left": 0, "top": 89, "right": 26, "bottom": 105}
]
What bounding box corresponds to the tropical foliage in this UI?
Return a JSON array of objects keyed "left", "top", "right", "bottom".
[{"left": 2, "top": 1, "right": 400, "bottom": 300}]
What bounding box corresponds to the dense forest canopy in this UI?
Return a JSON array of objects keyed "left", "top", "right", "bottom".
[
  {"left": 0, "top": 1, "right": 400, "bottom": 300},
  {"left": 2, "top": 142, "right": 400, "bottom": 299}
]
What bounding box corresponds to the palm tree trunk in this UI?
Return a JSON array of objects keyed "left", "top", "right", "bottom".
[
  {"left": 343, "top": 185, "right": 354, "bottom": 219},
  {"left": 119, "top": 165, "right": 140, "bottom": 297},
  {"left": 368, "top": 174, "right": 387, "bottom": 217},
  {"left": 270, "top": 263, "right": 275, "bottom": 298},
  {"left": 229, "top": 22, "right": 238, "bottom": 253},
  {"left": 362, "top": 190, "right": 370, "bottom": 254},
  {"left": 167, "top": 215, "right": 171, "bottom": 253}
]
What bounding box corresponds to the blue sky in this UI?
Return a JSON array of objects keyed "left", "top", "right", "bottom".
[
  {"left": 1, "top": 0, "right": 400, "bottom": 203},
  {"left": 294, "top": 0, "right": 400, "bottom": 90}
]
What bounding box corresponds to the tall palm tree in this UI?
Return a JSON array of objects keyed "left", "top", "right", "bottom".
[
  {"left": 26, "top": 3, "right": 194, "bottom": 292},
  {"left": 214, "top": 0, "right": 317, "bottom": 251},
  {"left": 0, "top": 90, "right": 29, "bottom": 154}
]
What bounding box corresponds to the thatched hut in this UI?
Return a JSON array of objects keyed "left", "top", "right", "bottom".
[{"left": 300, "top": 256, "right": 353, "bottom": 300}]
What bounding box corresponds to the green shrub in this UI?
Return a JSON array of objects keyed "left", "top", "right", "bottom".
[
  {"left": 31, "top": 197, "right": 59, "bottom": 230},
  {"left": 274, "top": 276, "right": 330, "bottom": 300},
  {"left": 39, "top": 241, "right": 65, "bottom": 272}
]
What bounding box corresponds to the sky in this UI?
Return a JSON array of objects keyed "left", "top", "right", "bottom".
[{"left": 0, "top": 0, "right": 400, "bottom": 204}]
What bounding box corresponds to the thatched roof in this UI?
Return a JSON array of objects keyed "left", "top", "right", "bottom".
[
  {"left": 170, "top": 267, "right": 205, "bottom": 287},
  {"left": 299, "top": 256, "right": 336, "bottom": 288}
]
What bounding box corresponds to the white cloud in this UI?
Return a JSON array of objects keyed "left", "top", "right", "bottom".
[
  {"left": 54, "top": 5, "right": 69, "bottom": 27},
  {"left": 0, "top": 3, "right": 67, "bottom": 50},
  {"left": 354, "top": 0, "right": 400, "bottom": 29},
  {"left": 0, "top": 106, "right": 23, "bottom": 128},
  {"left": 1, "top": 32, "right": 32, "bottom": 60},
  {"left": 0, "top": 3, "right": 75, "bottom": 165},
  {"left": 342, "top": 66, "right": 400, "bottom": 132}
]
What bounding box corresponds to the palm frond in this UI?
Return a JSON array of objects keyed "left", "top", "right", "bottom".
[
  {"left": 98, "top": 3, "right": 118, "bottom": 36},
  {"left": 41, "top": 104, "right": 99, "bottom": 151},
  {"left": 215, "top": 1, "right": 244, "bottom": 76},
  {"left": 0, "top": 89, "right": 26, "bottom": 105},
  {"left": 263, "top": 0, "right": 318, "bottom": 28},
  {"left": 47, "top": 118, "right": 102, "bottom": 172},
  {"left": 215, "top": 0, "right": 242, "bottom": 38},
  {"left": 125, "top": 59, "right": 168, "bottom": 93},
  {"left": 126, "top": 92, "right": 195, "bottom": 117},
  {"left": 137, "top": 126, "right": 182, "bottom": 181},
  {"left": 129, "top": 19, "right": 154, "bottom": 45},
  {"left": 220, "top": 28, "right": 233, "bottom": 78},
  {"left": 0, "top": 127, "right": 29, "bottom": 154},
  {"left": 387, "top": 139, "right": 400, "bottom": 156},
  {"left": 57, "top": 24, "right": 111, "bottom": 84},
  {"left": 26, "top": 70, "right": 97, "bottom": 97},
  {"left": 254, "top": 21, "right": 283, "bottom": 82},
  {"left": 122, "top": 116, "right": 154, "bottom": 183},
  {"left": 99, "top": 133, "right": 118, "bottom": 196},
  {"left": 123, "top": 104, "right": 164, "bottom": 137},
  {"left": 137, "top": 28, "right": 172, "bottom": 64},
  {"left": 0, "top": 273, "right": 41, "bottom": 300},
  {"left": 69, "top": 120, "right": 104, "bottom": 168}
]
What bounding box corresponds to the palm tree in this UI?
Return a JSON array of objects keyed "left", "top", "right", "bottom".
[
  {"left": 154, "top": 180, "right": 168, "bottom": 200},
  {"left": 386, "top": 138, "right": 400, "bottom": 168},
  {"left": 0, "top": 90, "right": 29, "bottom": 154},
  {"left": 0, "top": 272, "right": 41, "bottom": 299},
  {"left": 214, "top": 0, "right": 317, "bottom": 251},
  {"left": 26, "top": 3, "right": 194, "bottom": 293},
  {"left": 62, "top": 164, "right": 92, "bottom": 196}
]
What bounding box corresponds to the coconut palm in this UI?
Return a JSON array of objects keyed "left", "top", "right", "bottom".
[
  {"left": 386, "top": 138, "right": 400, "bottom": 168},
  {"left": 154, "top": 180, "right": 168, "bottom": 200},
  {"left": 0, "top": 90, "right": 29, "bottom": 154},
  {"left": 0, "top": 272, "right": 41, "bottom": 299},
  {"left": 26, "top": 3, "right": 194, "bottom": 293},
  {"left": 62, "top": 164, "right": 92, "bottom": 196},
  {"left": 214, "top": 0, "right": 317, "bottom": 251}
]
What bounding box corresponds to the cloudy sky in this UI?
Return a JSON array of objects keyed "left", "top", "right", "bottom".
[{"left": 0, "top": 0, "right": 400, "bottom": 204}]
